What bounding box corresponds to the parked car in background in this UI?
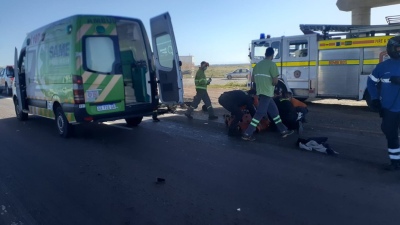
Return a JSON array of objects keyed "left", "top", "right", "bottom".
[
  {"left": 225, "top": 68, "right": 250, "bottom": 79},
  {"left": 182, "top": 70, "right": 192, "bottom": 75},
  {"left": 0, "top": 66, "right": 14, "bottom": 96}
]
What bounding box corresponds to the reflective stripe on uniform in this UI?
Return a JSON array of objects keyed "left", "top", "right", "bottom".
[
  {"left": 272, "top": 115, "right": 282, "bottom": 124},
  {"left": 381, "top": 78, "right": 391, "bottom": 83},
  {"left": 368, "top": 74, "right": 379, "bottom": 82},
  {"left": 254, "top": 74, "right": 271, "bottom": 78},
  {"left": 250, "top": 118, "right": 260, "bottom": 127},
  {"left": 389, "top": 148, "right": 400, "bottom": 160},
  {"left": 389, "top": 155, "right": 400, "bottom": 160},
  {"left": 389, "top": 148, "right": 400, "bottom": 153}
]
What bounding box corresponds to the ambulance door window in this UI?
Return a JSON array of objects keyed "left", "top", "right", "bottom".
[
  {"left": 83, "top": 36, "right": 119, "bottom": 74},
  {"left": 155, "top": 34, "right": 174, "bottom": 69}
]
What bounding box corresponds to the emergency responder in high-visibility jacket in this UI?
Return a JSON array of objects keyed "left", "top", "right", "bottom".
[
  {"left": 367, "top": 36, "right": 400, "bottom": 171},
  {"left": 219, "top": 90, "right": 257, "bottom": 136},
  {"left": 185, "top": 61, "right": 218, "bottom": 120}
]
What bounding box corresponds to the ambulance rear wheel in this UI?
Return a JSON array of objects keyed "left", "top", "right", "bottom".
[
  {"left": 14, "top": 97, "right": 28, "bottom": 121},
  {"left": 125, "top": 116, "right": 143, "bottom": 127},
  {"left": 55, "top": 107, "right": 72, "bottom": 138}
]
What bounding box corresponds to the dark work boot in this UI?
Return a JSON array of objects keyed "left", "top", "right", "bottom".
[
  {"left": 207, "top": 107, "right": 218, "bottom": 120},
  {"left": 184, "top": 107, "right": 194, "bottom": 119},
  {"left": 383, "top": 160, "right": 400, "bottom": 171}
]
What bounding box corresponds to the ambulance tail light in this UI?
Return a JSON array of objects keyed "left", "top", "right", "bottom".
[
  {"left": 72, "top": 75, "right": 85, "bottom": 104},
  {"left": 84, "top": 116, "right": 93, "bottom": 122}
]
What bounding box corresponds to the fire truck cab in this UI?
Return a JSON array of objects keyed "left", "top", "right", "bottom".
[{"left": 248, "top": 21, "right": 400, "bottom": 108}]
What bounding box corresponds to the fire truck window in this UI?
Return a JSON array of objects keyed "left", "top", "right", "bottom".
[
  {"left": 253, "top": 42, "right": 269, "bottom": 60},
  {"left": 271, "top": 41, "right": 280, "bottom": 59},
  {"left": 289, "top": 40, "right": 308, "bottom": 58}
]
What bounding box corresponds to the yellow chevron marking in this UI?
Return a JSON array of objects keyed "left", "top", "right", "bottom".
[
  {"left": 89, "top": 74, "right": 106, "bottom": 91},
  {"left": 76, "top": 24, "right": 92, "bottom": 43},
  {"left": 76, "top": 55, "right": 82, "bottom": 70},
  {"left": 95, "top": 75, "right": 121, "bottom": 102},
  {"left": 111, "top": 28, "right": 117, "bottom": 35},
  {"left": 82, "top": 71, "right": 92, "bottom": 83}
]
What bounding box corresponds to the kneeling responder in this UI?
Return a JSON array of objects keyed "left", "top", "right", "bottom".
[
  {"left": 218, "top": 90, "right": 257, "bottom": 136},
  {"left": 367, "top": 35, "right": 400, "bottom": 171}
]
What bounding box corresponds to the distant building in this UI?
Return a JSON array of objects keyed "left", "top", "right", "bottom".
[{"left": 179, "top": 55, "right": 194, "bottom": 74}]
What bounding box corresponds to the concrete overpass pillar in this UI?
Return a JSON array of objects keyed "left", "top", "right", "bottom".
[{"left": 351, "top": 7, "right": 371, "bottom": 25}]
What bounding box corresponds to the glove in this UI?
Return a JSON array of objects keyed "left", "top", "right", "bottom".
[
  {"left": 207, "top": 78, "right": 212, "bottom": 85},
  {"left": 371, "top": 99, "right": 381, "bottom": 111},
  {"left": 390, "top": 76, "right": 400, "bottom": 85}
]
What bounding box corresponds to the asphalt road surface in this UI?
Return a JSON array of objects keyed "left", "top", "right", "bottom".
[{"left": 1, "top": 94, "right": 400, "bottom": 225}]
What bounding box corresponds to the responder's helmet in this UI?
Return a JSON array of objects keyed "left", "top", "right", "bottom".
[{"left": 387, "top": 36, "right": 400, "bottom": 59}]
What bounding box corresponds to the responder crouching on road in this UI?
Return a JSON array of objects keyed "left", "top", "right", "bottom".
[
  {"left": 367, "top": 36, "right": 400, "bottom": 171},
  {"left": 185, "top": 61, "right": 218, "bottom": 120},
  {"left": 218, "top": 89, "right": 257, "bottom": 136}
]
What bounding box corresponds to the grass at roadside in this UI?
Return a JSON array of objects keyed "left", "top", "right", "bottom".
[
  {"left": 209, "top": 81, "right": 248, "bottom": 90},
  {"left": 183, "top": 64, "right": 251, "bottom": 78}
]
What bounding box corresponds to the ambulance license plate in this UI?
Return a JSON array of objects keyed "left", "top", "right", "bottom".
[{"left": 97, "top": 103, "right": 117, "bottom": 111}]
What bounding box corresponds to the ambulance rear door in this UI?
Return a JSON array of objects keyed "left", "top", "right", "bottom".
[
  {"left": 150, "top": 12, "right": 183, "bottom": 104},
  {"left": 282, "top": 35, "right": 312, "bottom": 97}
]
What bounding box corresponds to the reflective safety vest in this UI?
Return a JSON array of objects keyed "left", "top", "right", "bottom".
[{"left": 195, "top": 68, "right": 207, "bottom": 90}]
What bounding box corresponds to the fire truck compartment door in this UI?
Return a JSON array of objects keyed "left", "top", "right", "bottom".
[
  {"left": 150, "top": 12, "right": 183, "bottom": 104},
  {"left": 317, "top": 48, "right": 360, "bottom": 98}
]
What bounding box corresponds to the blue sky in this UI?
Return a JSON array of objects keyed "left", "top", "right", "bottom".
[{"left": 1, "top": 0, "right": 400, "bottom": 66}]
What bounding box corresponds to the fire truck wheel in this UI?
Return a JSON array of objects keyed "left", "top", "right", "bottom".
[
  {"left": 13, "top": 97, "right": 28, "bottom": 121},
  {"left": 125, "top": 116, "right": 143, "bottom": 127},
  {"left": 55, "top": 107, "right": 72, "bottom": 138}
]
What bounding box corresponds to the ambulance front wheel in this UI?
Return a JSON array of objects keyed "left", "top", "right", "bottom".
[
  {"left": 125, "top": 116, "right": 143, "bottom": 127},
  {"left": 55, "top": 107, "right": 72, "bottom": 138},
  {"left": 13, "top": 97, "right": 28, "bottom": 121}
]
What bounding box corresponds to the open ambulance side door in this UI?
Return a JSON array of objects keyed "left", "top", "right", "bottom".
[
  {"left": 150, "top": 12, "right": 183, "bottom": 104},
  {"left": 14, "top": 48, "right": 24, "bottom": 112}
]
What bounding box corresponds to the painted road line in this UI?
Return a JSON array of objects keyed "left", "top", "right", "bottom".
[{"left": 102, "top": 122, "right": 133, "bottom": 131}]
